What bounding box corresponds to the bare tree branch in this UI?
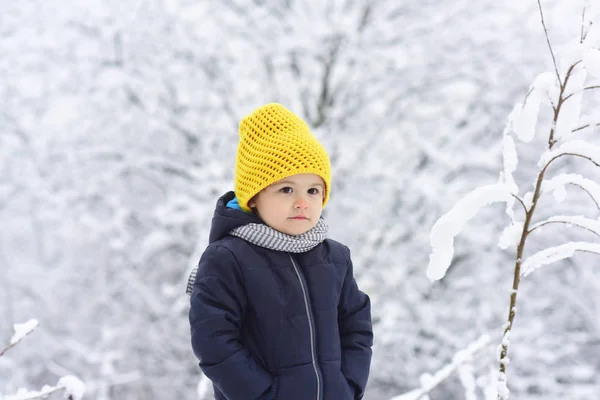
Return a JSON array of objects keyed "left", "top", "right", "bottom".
[
  {"left": 511, "top": 193, "right": 529, "bottom": 213},
  {"left": 392, "top": 334, "right": 492, "bottom": 400},
  {"left": 547, "top": 63, "right": 579, "bottom": 148},
  {"left": 0, "top": 319, "right": 39, "bottom": 357},
  {"left": 528, "top": 219, "right": 600, "bottom": 237},
  {"left": 572, "top": 122, "right": 600, "bottom": 133},
  {"left": 581, "top": 5, "right": 586, "bottom": 43},
  {"left": 542, "top": 153, "right": 600, "bottom": 175},
  {"left": 537, "top": 0, "right": 561, "bottom": 84},
  {"left": 565, "top": 183, "right": 600, "bottom": 209}
]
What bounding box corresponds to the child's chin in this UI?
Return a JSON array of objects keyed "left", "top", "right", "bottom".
[{"left": 280, "top": 225, "right": 311, "bottom": 236}]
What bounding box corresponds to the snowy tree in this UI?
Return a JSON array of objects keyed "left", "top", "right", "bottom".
[{"left": 426, "top": 1, "right": 600, "bottom": 398}]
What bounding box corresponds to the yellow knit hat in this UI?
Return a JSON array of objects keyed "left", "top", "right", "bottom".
[{"left": 234, "top": 103, "right": 331, "bottom": 212}]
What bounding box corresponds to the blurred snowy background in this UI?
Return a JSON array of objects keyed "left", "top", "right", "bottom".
[{"left": 1, "top": 0, "right": 599, "bottom": 399}]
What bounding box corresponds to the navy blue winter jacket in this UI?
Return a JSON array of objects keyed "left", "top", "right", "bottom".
[{"left": 189, "top": 192, "right": 373, "bottom": 400}]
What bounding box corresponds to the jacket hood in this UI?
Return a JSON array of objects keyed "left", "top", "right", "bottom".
[{"left": 208, "top": 191, "right": 262, "bottom": 243}]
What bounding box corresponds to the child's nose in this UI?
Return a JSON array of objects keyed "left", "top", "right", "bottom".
[{"left": 294, "top": 197, "right": 308, "bottom": 209}]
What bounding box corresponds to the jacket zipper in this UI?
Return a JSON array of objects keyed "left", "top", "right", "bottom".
[{"left": 289, "top": 253, "right": 322, "bottom": 400}]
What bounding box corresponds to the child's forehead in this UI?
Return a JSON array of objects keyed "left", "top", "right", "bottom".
[{"left": 271, "top": 174, "right": 325, "bottom": 186}]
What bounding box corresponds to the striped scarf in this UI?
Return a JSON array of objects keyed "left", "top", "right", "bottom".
[{"left": 186, "top": 219, "right": 328, "bottom": 295}]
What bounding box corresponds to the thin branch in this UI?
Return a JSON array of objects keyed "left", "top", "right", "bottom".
[
  {"left": 3, "top": 385, "right": 64, "bottom": 400},
  {"left": 537, "top": 0, "right": 561, "bottom": 84},
  {"left": 585, "top": 85, "right": 600, "bottom": 91},
  {"left": 580, "top": 5, "right": 586, "bottom": 43},
  {"left": 393, "top": 334, "right": 492, "bottom": 400},
  {"left": 521, "top": 244, "right": 600, "bottom": 278},
  {"left": 498, "top": 157, "right": 548, "bottom": 383},
  {"left": 547, "top": 63, "right": 578, "bottom": 148},
  {"left": 560, "top": 61, "right": 584, "bottom": 103},
  {"left": 572, "top": 122, "right": 600, "bottom": 133},
  {"left": 567, "top": 183, "right": 600, "bottom": 209},
  {"left": 578, "top": 249, "right": 600, "bottom": 256},
  {"left": 542, "top": 152, "right": 600, "bottom": 174},
  {"left": 528, "top": 220, "right": 600, "bottom": 237},
  {"left": 0, "top": 320, "right": 39, "bottom": 357},
  {"left": 511, "top": 193, "right": 528, "bottom": 213}
]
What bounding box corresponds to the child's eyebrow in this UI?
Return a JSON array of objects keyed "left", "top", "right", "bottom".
[{"left": 276, "top": 180, "right": 323, "bottom": 187}]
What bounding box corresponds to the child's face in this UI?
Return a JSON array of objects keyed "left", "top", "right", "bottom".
[{"left": 248, "top": 173, "right": 325, "bottom": 235}]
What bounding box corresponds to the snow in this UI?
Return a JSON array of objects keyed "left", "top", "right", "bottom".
[
  {"left": 583, "top": 49, "right": 600, "bottom": 78},
  {"left": 522, "top": 242, "right": 600, "bottom": 277},
  {"left": 390, "top": 388, "right": 430, "bottom": 400},
  {"left": 391, "top": 334, "right": 491, "bottom": 400},
  {"left": 506, "top": 72, "right": 556, "bottom": 143},
  {"left": 497, "top": 372, "right": 510, "bottom": 400},
  {"left": 427, "top": 184, "right": 514, "bottom": 281},
  {"left": 4, "top": 386, "right": 58, "bottom": 400},
  {"left": 554, "top": 66, "right": 586, "bottom": 139},
  {"left": 529, "top": 215, "right": 600, "bottom": 237},
  {"left": 532, "top": 72, "right": 559, "bottom": 101},
  {"left": 10, "top": 319, "right": 39, "bottom": 345},
  {"left": 583, "top": 10, "right": 600, "bottom": 47},
  {"left": 502, "top": 134, "right": 518, "bottom": 175},
  {"left": 509, "top": 88, "right": 541, "bottom": 143},
  {"left": 58, "top": 375, "right": 86, "bottom": 400},
  {"left": 499, "top": 221, "right": 524, "bottom": 250},
  {"left": 501, "top": 330, "right": 511, "bottom": 347},
  {"left": 538, "top": 140, "right": 600, "bottom": 168},
  {"left": 542, "top": 173, "right": 600, "bottom": 207},
  {"left": 501, "top": 132, "right": 519, "bottom": 221},
  {"left": 3, "top": 376, "right": 84, "bottom": 400},
  {"left": 523, "top": 192, "right": 534, "bottom": 210},
  {"left": 458, "top": 364, "right": 476, "bottom": 400}
]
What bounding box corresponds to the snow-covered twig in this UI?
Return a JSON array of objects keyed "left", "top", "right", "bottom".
[
  {"left": 541, "top": 173, "right": 600, "bottom": 209},
  {"left": 389, "top": 334, "right": 492, "bottom": 400},
  {"left": 0, "top": 319, "right": 39, "bottom": 357},
  {"left": 1, "top": 320, "right": 86, "bottom": 400},
  {"left": 522, "top": 242, "right": 600, "bottom": 276},
  {"left": 3, "top": 376, "right": 85, "bottom": 400},
  {"left": 528, "top": 215, "right": 600, "bottom": 237},
  {"left": 427, "top": 184, "right": 515, "bottom": 281},
  {"left": 572, "top": 122, "right": 600, "bottom": 133},
  {"left": 536, "top": 0, "right": 561, "bottom": 84}
]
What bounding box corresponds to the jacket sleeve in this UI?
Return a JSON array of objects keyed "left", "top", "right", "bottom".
[
  {"left": 189, "top": 245, "right": 276, "bottom": 400},
  {"left": 338, "top": 256, "right": 373, "bottom": 400}
]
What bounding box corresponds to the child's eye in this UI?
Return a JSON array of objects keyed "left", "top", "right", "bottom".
[
  {"left": 280, "top": 187, "right": 293, "bottom": 194},
  {"left": 308, "top": 188, "right": 320, "bottom": 195}
]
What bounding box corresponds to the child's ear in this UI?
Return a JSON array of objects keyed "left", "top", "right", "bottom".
[{"left": 248, "top": 198, "right": 256, "bottom": 208}]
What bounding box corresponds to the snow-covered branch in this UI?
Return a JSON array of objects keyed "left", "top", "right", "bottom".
[
  {"left": 1, "top": 320, "right": 86, "bottom": 400},
  {"left": 572, "top": 122, "right": 600, "bottom": 133},
  {"left": 427, "top": 184, "right": 516, "bottom": 281},
  {"left": 0, "top": 319, "right": 38, "bottom": 357},
  {"left": 539, "top": 140, "right": 600, "bottom": 171},
  {"left": 522, "top": 242, "right": 600, "bottom": 277},
  {"left": 389, "top": 334, "right": 492, "bottom": 400},
  {"left": 528, "top": 215, "right": 600, "bottom": 237},
  {"left": 541, "top": 173, "right": 600, "bottom": 209},
  {"left": 3, "top": 376, "right": 85, "bottom": 400}
]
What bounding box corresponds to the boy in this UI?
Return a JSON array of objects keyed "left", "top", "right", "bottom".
[{"left": 188, "top": 103, "right": 373, "bottom": 400}]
